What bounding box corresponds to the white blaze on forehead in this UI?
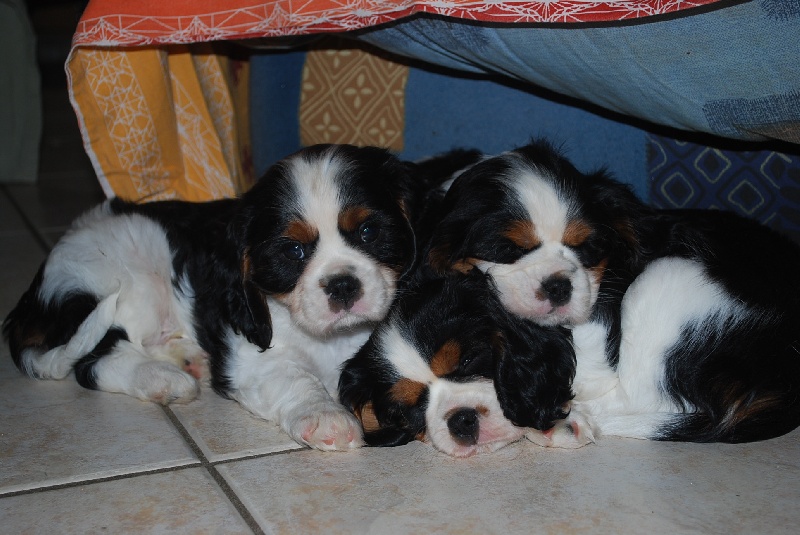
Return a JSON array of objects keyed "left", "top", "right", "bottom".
[
  {"left": 379, "top": 324, "right": 438, "bottom": 385},
  {"left": 286, "top": 148, "right": 348, "bottom": 239},
  {"left": 506, "top": 157, "right": 573, "bottom": 243}
]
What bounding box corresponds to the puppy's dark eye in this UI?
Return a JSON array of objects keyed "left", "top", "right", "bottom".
[
  {"left": 359, "top": 222, "right": 380, "bottom": 243},
  {"left": 282, "top": 242, "right": 305, "bottom": 261}
]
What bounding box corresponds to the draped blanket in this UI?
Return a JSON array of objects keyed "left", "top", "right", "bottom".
[{"left": 66, "top": 0, "right": 723, "bottom": 200}]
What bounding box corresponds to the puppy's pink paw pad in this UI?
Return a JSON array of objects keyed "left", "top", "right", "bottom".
[{"left": 294, "top": 410, "right": 364, "bottom": 451}]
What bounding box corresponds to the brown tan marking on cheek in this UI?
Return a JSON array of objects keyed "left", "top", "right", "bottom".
[
  {"left": 339, "top": 206, "right": 373, "bottom": 233},
  {"left": 355, "top": 401, "right": 382, "bottom": 433},
  {"left": 590, "top": 258, "right": 609, "bottom": 285},
  {"left": 272, "top": 292, "right": 291, "bottom": 305},
  {"left": 241, "top": 248, "right": 252, "bottom": 278},
  {"left": 415, "top": 430, "right": 427, "bottom": 442},
  {"left": 390, "top": 378, "right": 426, "bottom": 406},
  {"left": 22, "top": 329, "right": 46, "bottom": 348},
  {"left": 430, "top": 339, "right": 462, "bottom": 377},
  {"left": 504, "top": 219, "right": 540, "bottom": 250},
  {"left": 563, "top": 219, "right": 593, "bottom": 247},
  {"left": 451, "top": 258, "right": 478, "bottom": 274},
  {"left": 427, "top": 245, "right": 451, "bottom": 273},
  {"left": 614, "top": 218, "right": 639, "bottom": 250},
  {"left": 285, "top": 219, "right": 318, "bottom": 244}
]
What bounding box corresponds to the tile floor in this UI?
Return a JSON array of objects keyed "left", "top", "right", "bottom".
[{"left": 2, "top": 87, "right": 800, "bottom": 535}]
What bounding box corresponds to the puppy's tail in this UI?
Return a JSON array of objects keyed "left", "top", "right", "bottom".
[
  {"left": 5, "top": 288, "right": 120, "bottom": 381},
  {"left": 656, "top": 383, "right": 800, "bottom": 443}
]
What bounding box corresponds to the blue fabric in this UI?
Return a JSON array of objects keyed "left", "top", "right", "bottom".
[
  {"left": 249, "top": 50, "right": 306, "bottom": 178},
  {"left": 248, "top": 51, "right": 648, "bottom": 197},
  {"left": 648, "top": 135, "right": 800, "bottom": 242},
  {"left": 357, "top": 1, "right": 800, "bottom": 145},
  {"left": 402, "top": 68, "right": 648, "bottom": 199}
]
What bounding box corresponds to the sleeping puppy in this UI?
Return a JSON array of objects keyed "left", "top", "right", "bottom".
[
  {"left": 3, "top": 144, "right": 424, "bottom": 450},
  {"left": 558, "top": 208, "right": 800, "bottom": 445},
  {"left": 426, "top": 139, "right": 648, "bottom": 328},
  {"left": 398, "top": 140, "right": 800, "bottom": 450},
  {"left": 339, "top": 270, "right": 576, "bottom": 457},
  {"left": 340, "top": 214, "right": 800, "bottom": 455}
]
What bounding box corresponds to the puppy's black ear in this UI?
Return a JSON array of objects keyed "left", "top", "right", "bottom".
[
  {"left": 242, "top": 279, "right": 273, "bottom": 351},
  {"left": 584, "top": 170, "right": 651, "bottom": 269},
  {"left": 494, "top": 322, "right": 576, "bottom": 431},
  {"left": 339, "top": 345, "right": 421, "bottom": 448},
  {"left": 237, "top": 248, "right": 273, "bottom": 351}
]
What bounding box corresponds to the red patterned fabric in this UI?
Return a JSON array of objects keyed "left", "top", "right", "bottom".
[{"left": 72, "top": 0, "right": 724, "bottom": 47}]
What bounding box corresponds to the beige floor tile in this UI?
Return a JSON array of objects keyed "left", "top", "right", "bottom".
[
  {"left": 170, "top": 387, "right": 303, "bottom": 462},
  {"left": 0, "top": 468, "right": 253, "bottom": 534},
  {"left": 0, "top": 367, "right": 199, "bottom": 494},
  {"left": 217, "top": 432, "right": 800, "bottom": 534}
]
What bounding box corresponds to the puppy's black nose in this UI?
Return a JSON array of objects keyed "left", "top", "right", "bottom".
[
  {"left": 541, "top": 275, "right": 572, "bottom": 307},
  {"left": 324, "top": 274, "right": 362, "bottom": 310},
  {"left": 447, "top": 408, "right": 479, "bottom": 446}
]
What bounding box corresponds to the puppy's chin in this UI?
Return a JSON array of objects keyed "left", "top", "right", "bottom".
[
  {"left": 278, "top": 275, "right": 397, "bottom": 338},
  {"left": 424, "top": 379, "right": 525, "bottom": 457},
  {"left": 476, "top": 257, "right": 599, "bottom": 326}
]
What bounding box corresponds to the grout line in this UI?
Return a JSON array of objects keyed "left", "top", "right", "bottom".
[
  {"left": 0, "top": 185, "right": 54, "bottom": 254},
  {"left": 161, "top": 406, "right": 266, "bottom": 535},
  {"left": 0, "top": 462, "right": 203, "bottom": 499}
]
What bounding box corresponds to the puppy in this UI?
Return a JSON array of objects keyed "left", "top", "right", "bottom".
[
  {"left": 3, "top": 144, "right": 425, "bottom": 450},
  {"left": 426, "top": 139, "right": 648, "bottom": 328},
  {"left": 417, "top": 141, "right": 800, "bottom": 449},
  {"left": 339, "top": 270, "right": 575, "bottom": 457},
  {"left": 559, "top": 208, "right": 800, "bottom": 445}
]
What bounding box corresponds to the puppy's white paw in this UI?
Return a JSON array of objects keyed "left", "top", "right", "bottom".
[
  {"left": 131, "top": 361, "right": 200, "bottom": 405},
  {"left": 290, "top": 407, "right": 365, "bottom": 451},
  {"left": 526, "top": 412, "right": 595, "bottom": 449},
  {"left": 150, "top": 337, "right": 210, "bottom": 383}
]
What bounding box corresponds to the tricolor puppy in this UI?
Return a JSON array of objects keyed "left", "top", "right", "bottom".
[
  {"left": 427, "top": 140, "right": 647, "bottom": 327},
  {"left": 341, "top": 213, "right": 800, "bottom": 455},
  {"left": 339, "top": 270, "right": 575, "bottom": 457},
  {"left": 556, "top": 209, "right": 800, "bottom": 445},
  {"left": 414, "top": 142, "right": 800, "bottom": 449},
  {"left": 3, "top": 144, "right": 424, "bottom": 450}
]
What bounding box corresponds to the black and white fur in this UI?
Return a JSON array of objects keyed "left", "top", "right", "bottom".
[
  {"left": 339, "top": 270, "right": 575, "bottom": 457},
  {"left": 555, "top": 209, "right": 800, "bottom": 447},
  {"left": 341, "top": 141, "right": 800, "bottom": 455},
  {"left": 3, "top": 144, "right": 426, "bottom": 451}
]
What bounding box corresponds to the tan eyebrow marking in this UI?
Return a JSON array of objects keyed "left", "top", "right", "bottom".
[
  {"left": 430, "top": 339, "right": 462, "bottom": 377},
  {"left": 563, "top": 219, "right": 593, "bottom": 247},
  {"left": 285, "top": 219, "right": 318, "bottom": 243},
  {"left": 339, "top": 206, "right": 373, "bottom": 233},
  {"left": 504, "top": 219, "right": 540, "bottom": 250}
]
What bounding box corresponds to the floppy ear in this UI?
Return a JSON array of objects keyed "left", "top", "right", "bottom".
[
  {"left": 339, "top": 345, "right": 421, "bottom": 448},
  {"left": 232, "top": 245, "right": 272, "bottom": 351},
  {"left": 241, "top": 278, "right": 273, "bottom": 351},
  {"left": 493, "top": 322, "right": 576, "bottom": 430},
  {"left": 584, "top": 170, "right": 650, "bottom": 270}
]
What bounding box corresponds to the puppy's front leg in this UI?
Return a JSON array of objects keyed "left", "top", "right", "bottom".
[
  {"left": 525, "top": 408, "right": 596, "bottom": 449},
  {"left": 231, "top": 354, "right": 364, "bottom": 451}
]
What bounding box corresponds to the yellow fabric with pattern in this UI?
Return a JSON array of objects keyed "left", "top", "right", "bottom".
[{"left": 68, "top": 45, "right": 251, "bottom": 202}]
